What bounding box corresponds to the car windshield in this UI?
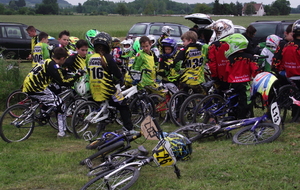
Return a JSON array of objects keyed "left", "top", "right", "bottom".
[
  {"left": 128, "top": 24, "right": 147, "bottom": 35},
  {"left": 252, "top": 23, "right": 277, "bottom": 38}
]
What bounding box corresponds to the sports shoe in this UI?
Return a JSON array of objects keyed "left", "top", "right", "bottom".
[{"left": 57, "top": 132, "right": 70, "bottom": 138}]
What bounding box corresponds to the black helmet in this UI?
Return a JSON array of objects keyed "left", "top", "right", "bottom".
[
  {"left": 292, "top": 19, "right": 300, "bottom": 36},
  {"left": 93, "top": 32, "right": 112, "bottom": 52}
]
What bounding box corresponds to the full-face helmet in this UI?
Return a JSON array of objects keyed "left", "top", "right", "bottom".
[
  {"left": 85, "top": 29, "right": 100, "bottom": 49},
  {"left": 221, "top": 33, "right": 248, "bottom": 58},
  {"left": 206, "top": 19, "right": 234, "bottom": 42},
  {"left": 164, "top": 132, "right": 192, "bottom": 161},
  {"left": 161, "top": 37, "right": 178, "bottom": 57},
  {"left": 93, "top": 32, "right": 113, "bottom": 53},
  {"left": 147, "top": 35, "right": 157, "bottom": 46},
  {"left": 292, "top": 19, "right": 300, "bottom": 36},
  {"left": 121, "top": 39, "right": 133, "bottom": 53},
  {"left": 74, "top": 74, "right": 90, "bottom": 97},
  {"left": 161, "top": 26, "right": 174, "bottom": 36},
  {"left": 266, "top": 34, "right": 281, "bottom": 51},
  {"left": 112, "top": 37, "right": 121, "bottom": 48}
]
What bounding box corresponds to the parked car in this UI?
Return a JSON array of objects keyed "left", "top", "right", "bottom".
[
  {"left": 126, "top": 22, "right": 190, "bottom": 44},
  {"left": 0, "top": 22, "right": 58, "bottom": 59},
  {"left": 249, "top": 20, "right": 295, "bottom": 46}
]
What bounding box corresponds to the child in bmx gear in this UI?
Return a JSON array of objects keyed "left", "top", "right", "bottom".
[
  {"left": 85, "top": 29, "right": 100, "bottom": 55},
  {"left": 272, "top": 19, "right": 300, "bottom": 90},
  {"left": 53, "top": 30, "right": 73, "bottom": 55},
  {"left": 173, "top": 31, "right": 206, "bottom": 94},
  {"left": 221, "top": 33, "right": 259, "bottom": 119},
  {"left": 87, "top": 32, "right": 136, "bottom": 133},
  {"left": 32, "top": 32, "right": 50, "bottom": 68},
  {"left": 26, "top": 25, "right": 38, "bottom": 60},
  {"left": 157, "top": 37, "right": 181, "bottom": 84},
  {"left": 147, "top": 35, "right": 160, "bottom": 58},
  {"left": 259, "top": 34, "right": 281, "bottom": 72},
  {"left": 22, "top": 47, "right": 84, "bottom": 138},
  {"left": 157, "top": 26, "right": 174, "bottom": 55},
  {"left": 132, "top": 36, "right": 166, "bottom": 96},
  {"left": 63, "top": 39, "right": 89, "bottom": 72},
  {"left": 207, "top": 19, "right": 235, "bottom": 93}
]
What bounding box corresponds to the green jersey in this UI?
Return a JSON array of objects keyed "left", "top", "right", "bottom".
[{"left": 32, "top": 42, "right": 50, "bottom": 67}]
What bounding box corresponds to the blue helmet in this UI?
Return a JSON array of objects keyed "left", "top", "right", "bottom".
[{"left": 161, "top": 38, "right": 178, "bottom": 57}]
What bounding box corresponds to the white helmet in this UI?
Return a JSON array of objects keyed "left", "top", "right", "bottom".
[
  {"left": 206, "top": 19, "right": 234, "bottom": 42},
  {"left": 161, "top": 26, "right": 174, "bottom": 36},
  {"left": 147, "top": 35, "right": 157, "bottom": 46},
  {"left": 74, "top": 75, "right": 90, "bottom": 97},
  {"left": 121, "top": 39, "right": 133, "bottom": 53},
  {"left": 266, "top": 34, "right": 282, "bottom": 51}
]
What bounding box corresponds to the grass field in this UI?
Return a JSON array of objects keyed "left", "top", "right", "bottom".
[
  {"left": 1, "top": 15, "right": 300, "bottom": 189},
  {"left": 1, "top": 14, "right": 300, "bottom": 39}
]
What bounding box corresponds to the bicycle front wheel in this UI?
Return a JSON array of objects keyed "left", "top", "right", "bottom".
[
  {"left": 172, "top": 123, "right": 204, "bottom": 142},
  {"left": 81, "top": 166, "right": 140, "bottom": 190},
  {"left": 129, "top": 97, "right": 154, "bottom": 125},
  {"left": 232, "top": 123, "right": 281, "bottom": 145},
  {"left": 71, "top": 101, "right": 103, "bottom": 139},
  {"left": 179, "top": 93, "right": 205, "bottom": 125},
  {"left": 148, "top": 93, "right": 168, "bottom": 126},
  {"left": 0, "top": 104, "right": 34, "bottom": 142},
  {"left": 168, "top": 91, "right": 189, "bottom": 126}
]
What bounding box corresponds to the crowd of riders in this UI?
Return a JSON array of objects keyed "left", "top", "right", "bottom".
[{"left": 22, "top": 18, "right": 300, "bottom": 137}]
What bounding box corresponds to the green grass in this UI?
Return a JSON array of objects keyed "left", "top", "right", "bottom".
[
  {"left": 1, "top": 14, "right": 300, "bottom": 39},
  {"left": 1, "top": 15, "right": 300, "bottom": 189}
]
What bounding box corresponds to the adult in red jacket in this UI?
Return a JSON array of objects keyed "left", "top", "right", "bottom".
[{"left": 221, "top": 33, "right": 258, "bottom": 119}]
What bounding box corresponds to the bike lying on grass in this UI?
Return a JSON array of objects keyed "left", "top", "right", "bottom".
[
  {"left": 173, "top": 101, "right": 282, "bottom": 145},
  {"left": 80, "top": 115, "right": 191, "bottom": 190}
]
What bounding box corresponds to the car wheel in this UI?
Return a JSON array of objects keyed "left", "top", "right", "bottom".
[{"left": 4, "top": 51, "right": 17, "bottom": 59}]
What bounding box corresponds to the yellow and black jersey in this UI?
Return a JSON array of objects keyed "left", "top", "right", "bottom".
[
  {"left": 88, "top": 53, "right": 122, "bottom": 102},
  {"left": 23, "top": 59, "right": 80, "bottom": 93},
  {"left": 31, "top": 35, "right": 38, "bottom": 54},
  {"left": 63, "top": 53, "right": 87, "bottom": 72}
]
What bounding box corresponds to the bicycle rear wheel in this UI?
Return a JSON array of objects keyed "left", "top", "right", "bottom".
[
  {"left": 0, "top": 104, "right": 34, "bottom": 142},
  {"left": 148, "top": 93, "right": 168, "bottom": 126},
  {"left": 273, "top": 85, "right": 300, "bottom": 124},
  {"left": 172, "top": 123, "right": 204, "bottom": 142},
  {"left": 81, "top": 166, "right": 140, "bottom": 190},
  {"left": 179, "top": 93, "right": 205, "bottom": 125},
  {"left": 6, "top": 89, "right": 32, "bottom": 117},
  {"left": 168, "top": 91, "right": 189, "bottom": 126},
  {"left": 232, "top": 123, "right": 281, "bottom": 145},
  {"left": 71, "top": 101, "right": 104, "bottom": 139}
]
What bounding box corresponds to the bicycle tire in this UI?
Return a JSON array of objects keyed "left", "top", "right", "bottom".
[
  {"left": 129, "top": 96, "right": 154, "bottom": 125},
  {"left": 0, "top": 104, "right": 35, "bottom": 142},
  {"left": 172, "top": 123, "right": 203, "bottom": 142},
  {"left": 81, "top": 166, "right": 140, "bottom": 190},
  {"left": 232, "top": 123, "right": 281, "bottom": 145},
  {"left": 71, "top": 101, "right": 103, "bottom": 139},
  {"left": 179, "top": 93, "right": 205, "bottom": 126},
  {"left": 80, "top": 140, "right": 125, "bottom": 165},
  {"left": 168, "top": 91, "right": 189, "bottom": 126},
  {"left": 148, "top": 93, "right": 168, "bottom": 126},
  {"left": 6, "top": 89, "right": 32, "bottom": 117},
  {"left": 193, "top": 94, "right": 226, "bottom": 124},
  {"left": 87, "top": 149, "right": 139, "bottom": 177},
  {"left": 274, "top": 84, "right": 300, "bottom": 123}
]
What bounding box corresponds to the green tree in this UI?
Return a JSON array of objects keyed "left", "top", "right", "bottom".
[
  {"left": 244, "top": 3, "right": 256, "bottom": 15},
  {"left": 76, "top": 3, "right": 83, "bottom": 13},
  {"left": 144, "top": 2, "right": 155, "bottom": 15},
  {"left": 116, "top": 3, "right": 128, "bottom": 15},
  {"left": 194, "top": 3, "right": 212, "bottom": 14},
  {"left": 271, "top": 0, "right": 291, "bottom": 15},
  {"left": 213, "top": 0, "right": 220, "bottom": 14},
  {"left": 0, "top": 4, "right": 5, "bottom": 14},
  {"left": 9, "top": 1, "right": 18, "bottom": 10},
  {"left": 236, "top": 1, "right": 243, "bottom": 16},
  {"left": 16, "top": 0, "right": 26, "bottom": 7}
]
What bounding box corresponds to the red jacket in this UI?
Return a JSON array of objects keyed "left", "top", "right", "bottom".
[
  {"left": 226, "top": 52, "right": 258, "bottom": 83},
  {"left": 273, "top": 39, "right": 300, "bottom": 78},
  {"left": 208, "top": 41, "right": 229, "bottom": 82}
]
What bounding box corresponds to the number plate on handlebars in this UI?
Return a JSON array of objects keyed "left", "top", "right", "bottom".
[
  {"left": 152, "top": 140, "right": 176, "bottom": 167},
  {"left": 270, "top": 102, "right": 281, "bottom": 125}
]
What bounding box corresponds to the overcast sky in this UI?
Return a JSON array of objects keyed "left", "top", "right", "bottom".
[{"left": 66, "top": 0, "right": 299, "bottom": 8}]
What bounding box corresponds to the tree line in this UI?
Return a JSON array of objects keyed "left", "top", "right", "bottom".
[{"left": 0, "top": 0, "right": 299, "bottom": 15}]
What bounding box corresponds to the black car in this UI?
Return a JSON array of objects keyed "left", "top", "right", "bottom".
[
  {"left": 0, "top": 22, "right": 58, "bottom": 59},
  {"left": 250, "top": 20, "right": 295, "bottom": 46}
]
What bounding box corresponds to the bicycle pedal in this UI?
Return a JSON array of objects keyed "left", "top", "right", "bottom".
[{"left": 84, "top": 159, "right": 93, "bottom": 169}]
